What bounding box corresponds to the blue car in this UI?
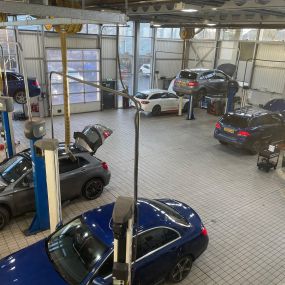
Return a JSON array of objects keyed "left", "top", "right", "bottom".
[
  {"left": 2, "top": 71, "right": 41, "bottom": 104},
  {"left": 0, "top": 198, "right": 208, "bottom": 285}
]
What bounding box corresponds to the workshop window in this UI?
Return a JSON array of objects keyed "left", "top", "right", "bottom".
[
  {"left": 47, "top": 48, "right": 100, "bottom": 105},
  {"left": 240, "top": 29, "right": 258, "bottom": 41}
]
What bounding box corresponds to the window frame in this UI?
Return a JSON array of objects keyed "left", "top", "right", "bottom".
[{"left": 91, "top": 226, "right": 181, "bottom": 282}]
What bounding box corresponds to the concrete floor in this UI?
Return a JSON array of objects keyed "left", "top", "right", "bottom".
[{"left": 1, "top": 108, "right": 285, "bottom": 285}]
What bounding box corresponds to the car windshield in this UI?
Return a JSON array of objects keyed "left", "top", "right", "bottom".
[
  {"left": 221, "top": 114, "right": 249, "bottom": 128},
  {"left": 0, "top": 155, "right": 31, "bottom": 184},
  {"left": 135, "top": 92, "right": 148, "bottom": 99},
  {"left": 179, "top": 71, "right": 197, "bottom": 80},
  {"left": 47, "top": 218, "right": 107, "bottom": 285}
]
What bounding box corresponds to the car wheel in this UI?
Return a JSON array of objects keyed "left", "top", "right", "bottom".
[
  {"left": 219, "top": 140, "right": 228, "bottom": 145},
  {"left": 168, "top": 256, "right": 193, "bottom": 283},
  {"left": 14, "top": 90, "right": 27, "bottom": 104},
  {"left": 82, "top": 178, "right": 104, "bottom": 200},
  {"left": 249, "top": 141, "right": 262, "bottom": 155},
  {"left": 183, "top": 103, "right": 189, "bottom": 113},
  {"left": 0, "top": 206, "right": 10, "bottom": 230},
  {"left": 152, "top": 105, "right": 161, "bottom": 116}
]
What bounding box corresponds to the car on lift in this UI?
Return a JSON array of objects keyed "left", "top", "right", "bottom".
[
  {"left": 0, "top": 198, "right": 208, "bottom": 285},
  {"left": 133, "top": 89, "right": 189, "bottom": 116},
  {"left": 2, "top": 71, "right": 41, "bottom": 104},
  {"left": 0, "top": 125, "right": 112, "bottom": 230},
  {"left": 173, "top": 68, "right": 233, "bottom": 98},
  {"left": 214, "top": 107, "right": 285, "bottom": 154}
]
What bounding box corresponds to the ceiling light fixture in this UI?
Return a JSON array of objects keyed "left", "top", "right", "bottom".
[{"left": 207, "top": 23, "right": 217, "bottom": 26}]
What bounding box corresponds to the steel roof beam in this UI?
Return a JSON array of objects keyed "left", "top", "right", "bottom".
[{"left": 0, "top": 1, "right": 127, "bottom": 24}]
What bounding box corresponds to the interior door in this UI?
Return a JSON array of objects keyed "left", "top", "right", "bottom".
[{"left": 12, "top": 171, "right": 35, "bottom": 215}]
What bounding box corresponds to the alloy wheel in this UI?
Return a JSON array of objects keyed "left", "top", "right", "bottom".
[
  {"left": 171, "top": 257, "right": 192, "bottom": 282},
  {"left": 15, "top": 91, "right": 27, "bottom": 104}
]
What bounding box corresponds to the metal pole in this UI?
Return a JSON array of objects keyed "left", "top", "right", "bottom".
[{"left": 59, "top": 30, "right": 71, "bottom": 152}]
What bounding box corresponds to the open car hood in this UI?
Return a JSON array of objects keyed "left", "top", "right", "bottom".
[
  {"left": 74, "top": 124, "right": 113, "bottom": 153},
  {"left": 217, "top": 63, "right": 237, "bottom": 78}
]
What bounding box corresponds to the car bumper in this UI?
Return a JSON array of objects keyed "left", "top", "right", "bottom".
[
  {"left": 103, "top": 171, "right": 111, "bottom": 186},
  {"left": 214, "top": 130, "right": 250, "bottom": 149},
  {"left": 173, "top": 86, "right": 199, "bottom": 96}
]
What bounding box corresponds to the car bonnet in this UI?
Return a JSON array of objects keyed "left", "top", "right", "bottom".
[{"left": 0, "top": 240, "right": 66, "bottom": 285}]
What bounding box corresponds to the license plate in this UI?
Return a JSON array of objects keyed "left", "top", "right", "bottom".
[{"left": 224, "top": 127, "right": 235, "bottom": 134}]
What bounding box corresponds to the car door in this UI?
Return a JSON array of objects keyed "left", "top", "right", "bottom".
[
  {"left": 167, "top": 93, "right": 179, "bottom": 110},
  {"left": 59, "top": 157, "right": 85, "bottom": 201},
  {"left": 201, "top": 71, "right": 215, "bottom": 94},
  {"left": 149, "top": 93, "right": 163, "bottom": 111},
  {"left": 264, "top": 114, "right": 285, "bottom": 142},
  {"left": 12, "top": 171, "right": 35, "bottom": 215},
  {"left": 214, "top": 71, "right": 229, "bottom": 94},
  {"left": 133, "top": 227, "right": 181, "bottom": 285}
]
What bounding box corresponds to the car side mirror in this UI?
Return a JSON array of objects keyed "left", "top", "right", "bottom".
[{"left": 91, "top": 277, "right": 105, "bottom": 285}]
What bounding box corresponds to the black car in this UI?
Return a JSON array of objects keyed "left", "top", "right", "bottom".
[
  {"left": 2, "top": 71, "right": 41, "bottom": 104},
  {"left": 214, "top": 107, "right": 285, "bottom": 154}
]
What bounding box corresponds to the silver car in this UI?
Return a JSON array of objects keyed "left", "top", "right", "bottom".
[
  {"left": 173, "top": 68, "right": 232, "bottom": 99},
  {"left": 0, "top": 125, "right": 112, "bottom": 230}
]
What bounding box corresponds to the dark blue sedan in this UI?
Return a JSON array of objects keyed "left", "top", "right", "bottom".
[
  {"left": 0, "top": 199, "right": 208, "bottom": 285},
  {"left": 3, "top": 71, "right": 41, "bottom": 104}
]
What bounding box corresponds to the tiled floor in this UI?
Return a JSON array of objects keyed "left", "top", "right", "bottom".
[{"left": 1, "top": 108, "right": 285, "bottom": 285}]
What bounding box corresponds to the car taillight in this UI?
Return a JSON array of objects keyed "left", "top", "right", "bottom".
[
  {"left": 141, "top": 101, "right": 150, "bottom": 104},
  {"left": 237, "top": 130, "right": 251, "bottom": 137},
  {"left": 32, "top": 80, "right": 40, "bottom": 87},
  {"left": 103, "top": 130, "right": 111, "bottom": 139},
  {"left": 215, "top": 122, "right": 221, "bottom": 129},
  {"left": 188, "top": 81, "right": 199, "bottom": 87},
  {"left": 101, "top": 162, "right": 109, "bottom": 171},
  {"left": 201, "top": 226, "right": 208, "bottom": 236}
]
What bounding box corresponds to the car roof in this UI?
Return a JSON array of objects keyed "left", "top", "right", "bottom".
[
  {"left": 180, "top": 68, "right": 210, "bottom": 73},
  {"left": 83, "top": 198, "right": 185, "bottom": 248},
  {"left": 230, "top": 107, "right": 274, "bottom": 118},
  {"left": 137, "top": 89, "right": 168, "bottom": 95},
  {"left": 20, "top": 143, "right": 88, "bottom": 159}
]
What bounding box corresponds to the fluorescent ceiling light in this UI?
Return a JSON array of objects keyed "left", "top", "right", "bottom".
[
  {"left": 153, "top": 24, "right": 161, "bottom": 27},
  {"left": 207, "top": 23, "right": 217, "bottom": 26},
  {"left": 181, "top": 8, "right": 198, "bottom": 13}
]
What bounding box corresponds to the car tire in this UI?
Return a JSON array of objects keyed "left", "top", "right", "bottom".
[
  {"left": 152, "top": 105, "right": 161, "bottom": 116},
  {"left": 183, "top": 103, "right": 189, "bottom": 113},
  {"left": 168, "top": 256, "right": 193, "bottom": 283},
  {"left": 219, "top": 140, "right": 228, "bottom": 145},
  {"left": 0, "top": 206, "right": 10, "bottom": 230},
  {"left": 14, "top": 90, "right": 27, "bottom": 104},
  {"left": 82, "top": 178, "right": 104, "bottom": 200}
]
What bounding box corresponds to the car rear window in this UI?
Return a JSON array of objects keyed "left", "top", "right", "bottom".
[
  {"left": 179, "top": 71, "right": 197, "bottom": 80},
  {"left": 147, "top": 199, "right": 188, "bottom": 226},
  {"left": 221, "top": 114, "right": 249, "bottom": 128},
  {"left": 135, "top": 92, "right": 148, "bottom": 99}
]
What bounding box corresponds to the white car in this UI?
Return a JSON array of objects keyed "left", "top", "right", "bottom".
[
  {"left": 133, "top": 89, "right": 189, "bottom": 115},
  {"left": 139, "top": 64, "right": 151, "bottom": 75}
]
